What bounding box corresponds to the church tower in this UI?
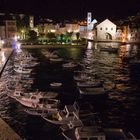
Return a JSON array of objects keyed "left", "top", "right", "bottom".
[
  {"left": 87, "top": 12, "right": 92, "bottom": 30},
  {"left": 29, "top": 16, "right": 34, "bottom": 29}
]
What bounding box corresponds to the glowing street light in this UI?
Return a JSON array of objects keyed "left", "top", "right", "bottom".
[
  {"left": 1, "top": 40, "right": 4, "bottom": 45},
  {"left": 21, "top": 29, "right": 25, "bottom": 39},
  {"left": 1, "top": 51, "right": 6, "bottom": 62}
]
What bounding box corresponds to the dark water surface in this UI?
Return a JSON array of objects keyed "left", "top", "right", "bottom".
[{"left": 0, "top": 42, "right": 140, "bottom": 139}]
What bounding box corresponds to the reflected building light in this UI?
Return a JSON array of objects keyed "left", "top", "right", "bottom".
[
  {"left": 12, "top": 39, "right": 17, "bottom": 49},
  {"left": 94, "top": 43, "right": 97, "bottom": 49},
  {"left": 87, "top": 32, "right": 93, "bottom": 40},
  {"left": 126, "top": 44, "right": 131, "bottom": 51},
  {"left": 125, "top": 44, "right": 131, "bottom": 56},
  {"left": 1, "top": 51, "right": 6, "bottom": 62},
  {"left": 17, "top": 35, "right": 20, "bottom": 39},
  {"left": 17, "top": 42, "right": 22, "bottom": 53},
  {"left": 122, "top": 34, "right": 125, "bottom": 42},
  {"left": 87, "top": 41, "right": 92, "bottom": 49},
  {"left": 132, "top": 45, "right": 138, "bottom": 54},
  {"left": 127, "top": 34, "right": 131, "bottom": 40},
  {"left": 133, "top": 45, "right": 137, "bottom": 51},
  {"left": 14, "top": 35, "right": 18, "bottom": 41}
]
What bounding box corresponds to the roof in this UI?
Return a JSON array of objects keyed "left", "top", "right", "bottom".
[{"left": 96, "top": 18, "right": 116, "bottom": 27}]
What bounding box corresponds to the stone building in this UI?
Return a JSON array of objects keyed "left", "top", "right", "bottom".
[{"left": 96, "top": 19, "right": 116, "bottom": 41}]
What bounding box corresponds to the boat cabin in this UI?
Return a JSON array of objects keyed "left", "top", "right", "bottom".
[
  {"left": 75, "top": 126, "right": 106, "bottom": 140},
  {"left": 75, "top": 127, "right": 136, "bottom": 140},
  {"left": 57, "top": 103, "right": 79, "bottom": 121}
]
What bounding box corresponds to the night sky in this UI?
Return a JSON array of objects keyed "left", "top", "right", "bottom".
[{"left": 0, "top": 0, "right": 140, "bottom": 21}]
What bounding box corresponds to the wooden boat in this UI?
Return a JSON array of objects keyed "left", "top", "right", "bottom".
[
  {"left": 42, "top": 50, "right": 58, "bottom": 59},
  {"left": 7, "top": 90, "right": 24, "bottom": 99},
  {"left": 78, "top": 87, "right": 107, "bottom": 97},
  {"left": 62, "top": 62, "right": 78, "bottom": 69},
  {"left": 15, "top": 93, "right": 59, "bottom": 109},
  {"left": 100, "top": 47, "right": 118, "bottom": 53},
  {"left": 14, "top": 61, "right": 39, "bottom": 68},
  {"left": 74, "top": 73, "right": 91, "bottom": 82},
  {"left": 62, "top": 126, "right": 137, "bottom": 140},
  {"left": 50, "top": 82, "right": 62, "bottom": 88},
  {"left": 24, "top": 108, "right": 53, "bottom": 116},
  {"left": 45, "top": 91, "right": 58, "bottom": 99},
  {"left": 76, "top": 80, "right": 103, "bottom": 88},
  {"left": 14, "top": 67, "right": 32, "bottom": 74},
  {"left": 42, "top": 103, "right": 79, "bottom": 125},
  {"left": 49, "top": 58, "right": 63, "bottom": 63}
]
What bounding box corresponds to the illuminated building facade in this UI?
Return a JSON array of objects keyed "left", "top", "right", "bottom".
[
  {"left": 5, "top": 20, "right": 17, "bottom": 39},
  {"left": 65, "top": 24, "right": 80, "bottom": 33},
  {"left": 96, "top": 19, "right": 116, "bottom": 40},
  {"left": 0, "top": 26, "right": 5, "bottom": 39}
]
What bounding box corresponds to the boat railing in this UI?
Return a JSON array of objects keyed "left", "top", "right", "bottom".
[{"left": 127, "top": 132, "right": 137, "bottom": 140}]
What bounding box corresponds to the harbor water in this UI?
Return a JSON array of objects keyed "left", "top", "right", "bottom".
[{"left": 0, "top": 42, "right": 140, "bottom": 139}]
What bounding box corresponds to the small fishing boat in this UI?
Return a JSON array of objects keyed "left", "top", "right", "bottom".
[
  {"left": 49, "top": 58, "right": 64, "bottom": 63},
  {"left": 42, "top": 103, "right": 79, "bottom": 125},
  {"left": 78, "top": 87, "right": 105, "bottom": 95},
  {"left": 62, "top": 62, "right": 78, "bottom": 69},
  {"left": 62, "top": 126, "right": 137, "bottom": 140},
  {"left": 50, "top": 82, "right": 62, "bottom": 88},
  {"left": 76, "top": 80, "right": 103, "bottom": 88},
  {"left": 14, "top": 66, "right": 32, "bottom": 74}
]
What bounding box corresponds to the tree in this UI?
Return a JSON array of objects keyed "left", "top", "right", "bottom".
[
  {"left": 27, "top": 30, "right": 37, "bottom": 43},
  {"left": 76, "top": 32, "right": 80, "bottom": 40},
  {"left": 46, "top": 32, "right": 56, "bottom": 43},
  {"left": 16, "top": 15, "right": 29, "bottom": 32},
  {"left": 65, "top": 32, "right": 73, "bottom": 43}
]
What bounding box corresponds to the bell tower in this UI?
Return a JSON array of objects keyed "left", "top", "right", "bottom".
[
  {"left": 29, "top": 16, "right": 34, "bottom": 29},
  {"left": 87, "top": 12, "right": 92, "bottom": 30}
]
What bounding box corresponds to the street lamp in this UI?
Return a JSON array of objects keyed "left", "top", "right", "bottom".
[{"left": 21, "top": 29, "right": 25, "bottom": 39}]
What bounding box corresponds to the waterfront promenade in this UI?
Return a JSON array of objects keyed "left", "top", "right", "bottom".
[
  {"left": 0, "top": 48, "right": 22, "bottom": 140},
  {"left": 0, "top": 48, "right": 13, "bottom": 76},
  {"left": 21, "top": 44, "right": 86, "bottom": 49}
]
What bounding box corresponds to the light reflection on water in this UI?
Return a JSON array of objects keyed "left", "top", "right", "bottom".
[{"left": 0, "top": 43, "right": 140, "bottom": 139}]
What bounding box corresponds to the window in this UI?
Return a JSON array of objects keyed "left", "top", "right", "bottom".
[
  {"left": 100, "top": 27, "right": 102, "bottom": 30},
  {"left": 111, "top": 28, "right": 113, "bottom": 30},
  {"left": 106, "top": 27, "right": 108, "bottom": 30}
]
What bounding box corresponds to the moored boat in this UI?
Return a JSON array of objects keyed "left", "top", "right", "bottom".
[
  {"left": 62, "top": 62, "right": 78, "bottom": 69},
  {"left": 62, "top": 126, "right": 137, "bottom": 140},
  {"left": 78, "top": 87, "right": 107, "bottom": 97},
  {"left": 41, "top": 103, "right": 79, "bottom": 125},
  {"left": 76, "top": 80, "right": 103, "bottom": 88},
  {"left": 50, "top": 82, "right": 62, "bottom": 88},
  {"left": 14, "top": 67, "right": 32, "bottom": 74}
]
